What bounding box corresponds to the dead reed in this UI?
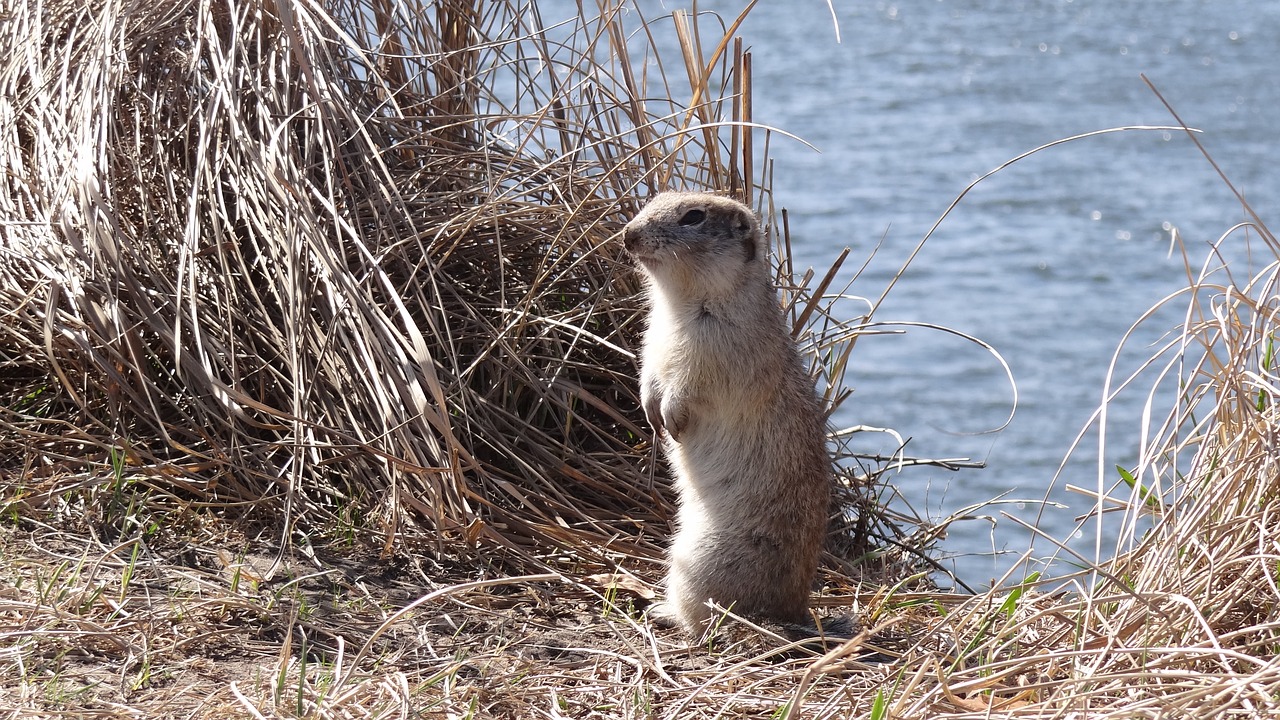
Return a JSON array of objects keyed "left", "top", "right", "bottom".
[{"left": 5, "top": 0, "right": 1280, "bottom": 717}]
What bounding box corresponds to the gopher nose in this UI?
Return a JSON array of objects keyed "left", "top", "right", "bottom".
[{"left": 623, "top": 225, "right": 640, "bottom": 251}]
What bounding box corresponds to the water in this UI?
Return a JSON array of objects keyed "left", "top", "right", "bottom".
[{"left": 722, "top": 0, "right": 1280, "bottom": 587}]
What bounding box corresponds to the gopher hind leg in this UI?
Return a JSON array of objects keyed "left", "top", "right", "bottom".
[
  {"left": 661, "top": 529, "right": 810, "bottom": 636},
  {"left": 652, "top": 557, "right": 716, "bottom": 636}
]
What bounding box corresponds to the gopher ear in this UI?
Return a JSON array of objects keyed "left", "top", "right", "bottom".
[{"left": 735, "top": 208, "right": 759, "bottom": 263}]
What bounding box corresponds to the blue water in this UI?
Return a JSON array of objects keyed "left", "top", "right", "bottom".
[{"left": 725, "top": 0, "right": 1280, "bottom": 586}]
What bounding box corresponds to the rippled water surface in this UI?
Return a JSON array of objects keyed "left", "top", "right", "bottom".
[{"left": 727, "top": 0, "right": 1280, "bottom": 585}]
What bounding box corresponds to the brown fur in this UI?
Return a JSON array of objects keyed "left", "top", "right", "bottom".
[{"left": 622, "top": 192, "right": 832, "bottom": 636}]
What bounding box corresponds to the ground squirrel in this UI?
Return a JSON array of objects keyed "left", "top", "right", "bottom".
[{"left": 622, "top": 191, "right": 832, "bottom": 637}]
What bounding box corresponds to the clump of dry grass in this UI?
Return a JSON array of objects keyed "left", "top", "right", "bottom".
[
  {"left": 0, "top": 0, "right": 910, "bottom": 573},
  {"left": 2, "top": 0, "right": 657, "bottom": 566}
]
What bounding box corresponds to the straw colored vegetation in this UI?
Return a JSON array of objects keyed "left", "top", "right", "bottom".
[{"left": 2, "top": 0, "right": 1278, "bottom": 717}]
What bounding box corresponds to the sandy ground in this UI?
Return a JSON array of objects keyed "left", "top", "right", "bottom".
[{"left": 0, "top": 512, "right": 901, "bottom": 718}]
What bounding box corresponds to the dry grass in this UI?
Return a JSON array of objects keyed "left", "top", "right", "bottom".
[{"left": 4, "top": 0, "right": 1280, "bottom": 717}]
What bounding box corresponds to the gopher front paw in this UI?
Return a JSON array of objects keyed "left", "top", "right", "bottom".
[
  {"left": 641, "top": 389, "right": 664, "bottom": 439},
  {"left": 662, "top": 399, "right": 690, "bottom": 442},
  {"left": 642, "top": 385, "right": 691, "bottom": 443}
]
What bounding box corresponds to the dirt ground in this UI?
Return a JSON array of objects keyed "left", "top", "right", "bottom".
[{"left": 0, "top": 506, "right": 908, "bottom": 719}]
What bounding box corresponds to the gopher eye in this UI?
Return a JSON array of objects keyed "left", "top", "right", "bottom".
[{"left": 677, "top": 209, "right": 705, "bottom": 226}]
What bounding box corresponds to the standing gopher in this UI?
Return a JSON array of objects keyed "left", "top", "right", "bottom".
[{"left": 622, "top": 192, "right": 832, "bottom": 636}]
